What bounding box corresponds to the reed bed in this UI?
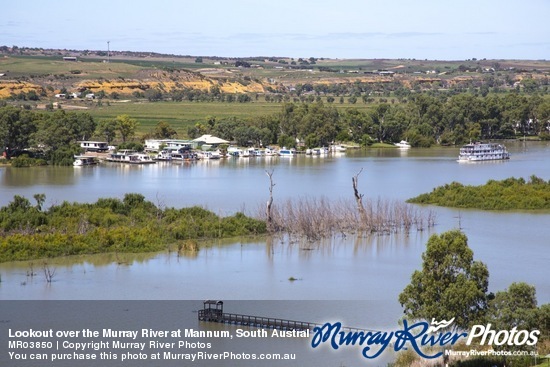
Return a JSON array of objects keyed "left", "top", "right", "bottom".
[{"left": 257, "top": 196, "right": 436, "bottom": 241}]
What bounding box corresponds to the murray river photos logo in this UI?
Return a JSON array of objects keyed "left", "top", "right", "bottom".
[{"left": 310, "top": 318, "right": 540, "bottom": 360}]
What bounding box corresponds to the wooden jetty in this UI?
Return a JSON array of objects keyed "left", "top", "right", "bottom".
[{"left": 197, "top": 300, "right": 375, "bottom": 333}]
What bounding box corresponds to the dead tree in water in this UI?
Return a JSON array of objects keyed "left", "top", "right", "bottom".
[
  {"left": 43, "top": 262, "right": 56, "bottom": 283},
  {"left": 352, "top": 169, "right": 368, "bottom": 225},
  {"left": 265, "top": 169, "right": 275, "bottom": 231}
]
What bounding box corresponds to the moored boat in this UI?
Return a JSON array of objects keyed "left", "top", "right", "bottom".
[
  {"left": 394, "top": 140, "right": 411, "bottom": 149},
  {"left": 278, "top": 148, "right": 297, "bottom": 157},
  {"left": 155, "top": 149, "right": 173, "bottom": 161},
  {"left": 106, "top": 150, "right": 156, "bottom": 164},
  {"left": 73, "top": 155, "right": 98, "bottom": 166},
  {"left": 458, "top": 142, "right": 510, "bottom": 162},
  {"left": 330, "top": 144, "right": 347, "bottom": 153},
  {"left": 264, "top": 147, "right": 277, "bottom": 156},
  {"left": 199, "top": 150, "right": 221, "bottom": 160},
  {"left": 171, "top": 151, "right": 199, "bottom": 161}
]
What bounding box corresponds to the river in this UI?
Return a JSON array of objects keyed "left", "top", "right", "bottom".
[{"left": 0, "top": 141, "right": 549, "bottom": 366}]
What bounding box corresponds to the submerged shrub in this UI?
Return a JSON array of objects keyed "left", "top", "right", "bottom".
[
  {"left": 408, "top": 176, "right": 550, "bottom": 210},
  {"left": 10, "top": 154, "right": 47, "bottom": 167},
  {"left": 0, "top": 194, "right": 267, "bottom": 262}
]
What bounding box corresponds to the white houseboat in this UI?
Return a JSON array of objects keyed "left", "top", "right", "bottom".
[
  {"left": 73, "top": 155, "right": 98, "bottom": 166},
  {"left": 79, "top": 141, "right": 109, "bottom": 152},
  {"left": 394, "top": 140, "right": 411, "bottom": 149},
  {"left": 458, "top": 142, "right": 510, "bottom": 162},
  {"left": 278, "top": 148, "right": 297, "bottom": 157},
  {"left": 330, "top": 144, "right": 347, "bottom": 152},
  {"left": 199, "top": 150, "right": 222, "bottom": 160},
  {"left": 106, "top": 150, "right": 156, "bottom": 164},
  {"left": 144, "top": 139, "right": 193, "bottom": 152}
]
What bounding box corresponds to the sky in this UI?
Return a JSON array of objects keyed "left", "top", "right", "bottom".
[{"left": 2, "top": 0, "right": 549, "bottom": 60}]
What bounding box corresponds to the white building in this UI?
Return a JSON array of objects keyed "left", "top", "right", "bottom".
[{"left": 144, "top": 139, "right": 193, "bottom": 152}]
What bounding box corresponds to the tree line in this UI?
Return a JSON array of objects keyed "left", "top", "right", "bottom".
[
  {"left": 1, "top": 92, "right": 549, "bottom": 165},
  {"left": 189, "top": 93, "right": 550, "bottom": 148},
  {"left": 0, "top": 107, "right": 149, "bottom": 164}
]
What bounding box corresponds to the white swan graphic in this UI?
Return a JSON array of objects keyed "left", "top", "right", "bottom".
[{"left": 427, "top": 317, "right": 455, "bottom": 333}]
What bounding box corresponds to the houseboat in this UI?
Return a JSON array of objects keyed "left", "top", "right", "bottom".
[
  {"left": 199, "top": 150, "right": 221, "bottom": 160},
  {"left": 73, "top": 155, "right": 98, "bottom": 166},
  {"left": 106, "top": 150, "right": 156, "bottom": 164},
  {"left": 278, "top": 148, "right": 297, "bottom": 157},
  {"left": 155, "top": 149, "right": 173, "bottom": 161},
  {"left": 79, "top": 141, "right": 109, "bottom": 152},
  {"left": 458, "top": 142, "right": 510, "bottom": 162},
  {"left": 264, "top": 147, "right": 277, "bottom": 156},
  {"left": 330, "top": 144, "right": 347, "bottom": 152},
  {"left": 394, "top": 140, "right": 411, "bottom": 149}
]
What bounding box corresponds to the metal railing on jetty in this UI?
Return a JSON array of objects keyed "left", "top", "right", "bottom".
[{"left": 197, "top": 300, "right": 375, "bottom": 333}]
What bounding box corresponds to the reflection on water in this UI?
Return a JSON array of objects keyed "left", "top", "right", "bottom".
[
  {"left": 0, "top": 141, "right": 549, "bottom": 306},
  {"left": 0, "top": 233, "right": 430, "bottom": 300},
  {"left": 1, "top": 165, "right": 80, "bottom": 187}
]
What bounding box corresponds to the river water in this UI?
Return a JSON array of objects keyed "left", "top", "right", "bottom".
[{"left": 0, "top": 141, "right": 549, "bottom": 366}]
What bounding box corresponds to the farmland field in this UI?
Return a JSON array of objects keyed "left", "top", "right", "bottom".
[
  {"left": 86, "top": 101, "right": 282, "bottom": 134},
  {"left": 84, "top": 100, "right": 374, "bottom": 135}
]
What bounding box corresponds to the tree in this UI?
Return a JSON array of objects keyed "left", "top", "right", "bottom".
[
  {"left": 398, "top": 230, "right": 490, "bottom": 329},
  {"left": 488, "top": 282, "right": 538, "bottom": 332},
  {"left": 0, "top": 106, "right": 38, "bottom": 158},
  {"left": 95, "top": 120, "right": 117, "bottom": 144},
  {"left": 26, "top": 90, "right": 39, "bottom": 101},
  {"left": 153, "top": 121, "right": 177, "bottom": 139},
  {"left": 33, "top": 193, "right": 46, "bottom": 211},
  {"left": 32, "top": 110, "right": 96, "bottom": 152},
  {"left": 369, "top": 103, "right": 391, "bottom": 142},
  {"left": 115, "top": 115, "right": 138, "bottom": 143},
  {"left": 484, "top": 282, "right": 543, "bottom": 361},
  {"left": 538, "top": 303, "right": 550, "bottom": 340},
  {"left": 145, "top": 89, "right": 163, "bottom": 102},
  {"left": 341, "top": 108, "right": 371, "bottom": 143}
]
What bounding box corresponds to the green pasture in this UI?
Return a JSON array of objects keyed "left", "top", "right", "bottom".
[
  {"left": 86, "top": 101, "right": 282, "bottom": 135},
  {"left": 84, "top": 100, "right": 374, "bottom": 136},
  {"left": 0, "top": 55, "right": 145, "bottom": 79}
]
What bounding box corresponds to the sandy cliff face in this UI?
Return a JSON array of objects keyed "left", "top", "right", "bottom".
[
  {"left": 0, "top": 81, "right": 45, "bottom": 98},
  {"left": 0, "top": 68, "right": 266, "bottom": 99}
]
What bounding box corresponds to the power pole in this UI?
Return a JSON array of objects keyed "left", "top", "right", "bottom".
[{"left": 107, "top": 41, "right": 110, "bottom": 63}]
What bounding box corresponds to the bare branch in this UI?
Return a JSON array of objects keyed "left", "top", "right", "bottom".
[
  {"left": 352, "top": 168, "right": 368, "bottom": 225},
  {"left": 265, "top": 170, "right": 275, "bottom": 231}
]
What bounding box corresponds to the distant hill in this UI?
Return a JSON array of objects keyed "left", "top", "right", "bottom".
[{"left": 1, "top": 45, "right": 548, "bottom": 100}]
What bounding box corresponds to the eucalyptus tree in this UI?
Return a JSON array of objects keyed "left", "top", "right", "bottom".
[
  {"left": 341, "top": 108, "right": 372, "bottom": 143},
  {"left": 95, "top": 119, "right": 117, "bottom": 144},
  {"left": 33, "top": 110, "right": 96, "bottom": 151},
  {"left": 297, "top": 102, "right": 339, "bottom": 147},
  {"left": 153, "top": 121, "right": 177, "bottom": 139},
  {"left": 115, "top": 114, "right": 138, "bottom": 143},
  {"left": 488, "top": 282, "right": 538, "bottom": 332},
  {"left": 0, "top": 106, "right": 38, "bottom": 157},
  {"left": 399, "top": 230, "right": 490, "bottom": 330}
]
